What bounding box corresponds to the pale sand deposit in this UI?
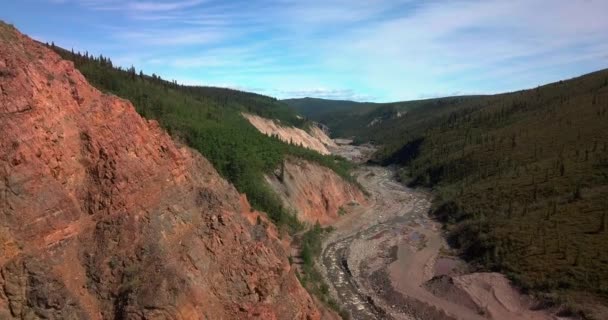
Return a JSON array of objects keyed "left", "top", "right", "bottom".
[{"left": 243, "top": 113, "right": 334, "bottom": 154}]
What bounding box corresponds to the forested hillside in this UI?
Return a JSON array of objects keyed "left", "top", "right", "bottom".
[
  {"left": 284, "top": 97, "right": 377, "bottom": 120},
  {"left": 358, "top": 70, "right": 608, "bottom": 316},
  {"left": 285, "top": 96, "right": 482, "bottom": 140},
  {"left": 47, "top": 43, "right": 352, "bottom": 233}
]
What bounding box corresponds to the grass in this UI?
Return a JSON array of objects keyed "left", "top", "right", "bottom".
[{"left": 0, "top": 21, "right": 17, "bottom": 41}]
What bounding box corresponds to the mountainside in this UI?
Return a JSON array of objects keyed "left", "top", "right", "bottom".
[
  {"left": 0, "top": 22, "right": 327, "bottom": 319},
  {"left": 345, "top": 69, "right": 608, "bottom": 317},
  {"left": 46, "top": 40, "right": 356, "bottom": 234}
]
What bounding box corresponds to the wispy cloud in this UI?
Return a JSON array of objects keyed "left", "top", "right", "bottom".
[
  {"left": 308, "top": 0, "right": 608, "bottom": 99},
  {"left": 128, "top": 0, "right": 205, "bottom": 12},
  {"left": 53, "top": 0, "right": 207, "bottom": 14},
  {"left": 32, "top": 0, "right": 608, "bottom": 101},
  {"left": 116, "top": 28, "right": 227, "bottom": 46}
]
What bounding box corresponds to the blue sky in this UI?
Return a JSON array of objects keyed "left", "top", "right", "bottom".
[{"left": 3, "top": 0, "right": 608, "bottom": 102}]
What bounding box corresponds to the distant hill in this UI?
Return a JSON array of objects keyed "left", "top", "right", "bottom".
[
  {"left": 285, "top": 96, "right": 483, "bottom": 140},
  {"left": 333, "top": 69, "right": 608, "bottom": 317},
  {"left": 283, "top": 97, "right": 378, "bottom": 119}
]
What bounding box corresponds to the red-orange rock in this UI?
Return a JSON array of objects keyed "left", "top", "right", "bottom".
[
  {"left": 0, "top": 23, "right": 323, "bottom": 319},
  {"left": 266, "top": 157, "right": 367, "bottom": 226}
]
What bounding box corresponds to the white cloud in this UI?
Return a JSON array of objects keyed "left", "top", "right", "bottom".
[{"left": 128, "top": 0, "right": 205, "bottom": 12}]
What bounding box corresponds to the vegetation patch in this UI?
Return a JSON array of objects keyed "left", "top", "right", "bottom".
[
  {"left": 0, "top": 21, "right": 17, "bottom": 42},
  {"left": 296, "top": 223, "right": 350, "bottom": 319}
]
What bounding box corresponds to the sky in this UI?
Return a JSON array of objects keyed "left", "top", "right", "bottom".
[{"left": 3, "top": 0, "right": 608, "bottom": 102}]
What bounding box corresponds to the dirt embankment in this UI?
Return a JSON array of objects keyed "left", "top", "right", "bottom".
[
  {"left": 266, "top": 157, "right": 366, "bottom": 226},
  {"left": 242, "top": 113, "right": 335, "bottom": 155}
]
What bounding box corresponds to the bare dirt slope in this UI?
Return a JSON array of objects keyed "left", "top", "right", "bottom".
[
  {"left": 320, "top": 143, "right": 559, "bottom": 320},
  {"left": 265, "top": 157, "right": 366, "bottom": 225},
  {"left": 0, "top": 23, "right": 326, "bottom": 319},
  {"left": 243, "top": 113, "right": 335, "bottom": 154}
]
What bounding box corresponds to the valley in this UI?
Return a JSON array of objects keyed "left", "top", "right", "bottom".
[
  {"left": 1, "top": 5, "right": 607, "bottom": 318},
  {"left": 321, "top": 142, "right": 556, "bottom": 320}
]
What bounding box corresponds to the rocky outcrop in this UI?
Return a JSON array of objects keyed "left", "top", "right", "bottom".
[
  {"left": 0, "top": 22, "right": 323, "bottom": 319},
  {"left": 266, "top": 158, "right": 366, "bottom": 225},
  {"left": 242, "top": 113, "right": 335, "bottom": 155}
]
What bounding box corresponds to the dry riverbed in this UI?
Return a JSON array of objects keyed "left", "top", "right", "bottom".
[{"left": 321, "top": 143, "right": 559, "bottom": 320}]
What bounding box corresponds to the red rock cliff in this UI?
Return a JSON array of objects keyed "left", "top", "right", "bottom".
[{"left": 0, "top": 23, "right": 323, "bottom": 319}]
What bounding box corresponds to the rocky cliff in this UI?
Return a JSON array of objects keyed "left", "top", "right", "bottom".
[
  {"left": 0, "top": 22, "right": 324, "bottom": 319},
  {"left": 266, "top": 158, "right": 366, "bottom": 226},
  {"left": 242, "top": 113, "right": 336, "bottom": 155}
]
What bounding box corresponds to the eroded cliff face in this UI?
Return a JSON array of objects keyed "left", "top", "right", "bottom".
[
  {"left": 242, "top": 113, "right": 335, "bottom": 155},
  {"left": 266, "top": 158, "right": 366, "bottom": 226},
  {"left": 0, "top": 23, "right": 323, "bottom": 319}
]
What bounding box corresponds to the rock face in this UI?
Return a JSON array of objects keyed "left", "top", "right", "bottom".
[
  {"left": 242, "top": 113, "right": 335, "bottom": 155},
  {"left": 266, "top": 158, "right": 366, "bottom": 225},
  {"left": 0, "top": 23, "right": 323, "bottom": 319}
]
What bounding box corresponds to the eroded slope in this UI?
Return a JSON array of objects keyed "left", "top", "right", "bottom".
[
  {"left": 243, "top": 113, "right": 335, "bottom": 155},
  {"left": 266, "top": 157, "right": 365, "bottom": 225}
]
